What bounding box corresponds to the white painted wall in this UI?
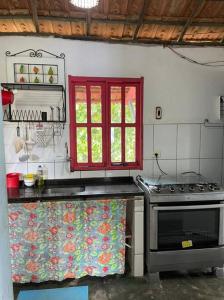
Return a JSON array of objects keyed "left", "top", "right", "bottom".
[
  {"left": 0, "top": 95, "right": 13, "bottom": 300},
  {"left": 1, "top": 36, "right": 224, "bottom": 182}
]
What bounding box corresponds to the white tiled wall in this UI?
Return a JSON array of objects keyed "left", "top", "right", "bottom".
[
  {"left": 3, "top": 121, "right": 224, "bottom": 184},
  {"left": 140, "top": 123, "right": 224, "bottom": 184}
]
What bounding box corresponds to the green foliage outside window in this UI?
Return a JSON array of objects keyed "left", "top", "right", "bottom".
[{"left": 76, "top": 99, "right": 136, "bottom": 164}]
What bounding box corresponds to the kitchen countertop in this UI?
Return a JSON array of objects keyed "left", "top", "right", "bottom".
[{"left": 8, "top": 176, "right": 144, "bottom": 203}]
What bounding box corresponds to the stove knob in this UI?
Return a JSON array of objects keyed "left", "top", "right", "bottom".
[
  {"left": 156, "top": 187, "right": 161, "bottom": 193},
  {"left": 189, "top": 185, "right": 195, "bottom": 192},
  {"left": 169, "top": 186, "right": 175, "bottom": 192},
  {"left": 208, "top": 184, "right": 215, "bottom": 191},
  {"left": 179, "top": 186, "right": 184, "bottom": 192},
  {"left": 199, "top": 185, "right": 205, "bottom": 191}
]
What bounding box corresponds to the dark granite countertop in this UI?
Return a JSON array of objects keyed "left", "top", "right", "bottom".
[{"left": 8, "top": 177, "right": 144, "bottom": 203}]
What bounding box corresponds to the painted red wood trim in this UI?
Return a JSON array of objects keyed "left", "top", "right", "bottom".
[{"left": 69, "top": 76, "right": 144, "bottom": 171}]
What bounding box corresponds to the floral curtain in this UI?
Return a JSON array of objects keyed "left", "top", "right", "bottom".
[{"left": 8, "top": 199, "right": 126, "bottom": 283}]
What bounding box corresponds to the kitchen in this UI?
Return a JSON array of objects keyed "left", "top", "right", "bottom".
[{"left": 1, "top": 0, "right": 224, "bottom": 299}]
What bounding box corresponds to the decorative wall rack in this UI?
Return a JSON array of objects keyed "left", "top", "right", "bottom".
[{"left": 3, "top": 49, "right": 66, "bottom": 123}]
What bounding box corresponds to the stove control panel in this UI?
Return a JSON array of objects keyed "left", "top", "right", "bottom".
[{"left": 150, "top": 183, "right": 219, "bottom": 194}]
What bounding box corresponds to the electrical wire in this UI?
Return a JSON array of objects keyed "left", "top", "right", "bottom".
[
  {"left": 155, "top": 154, "right": 168, "bottom": 176},
  {"left": 168, "top": 46, "right": 224, "bottom": 67}
]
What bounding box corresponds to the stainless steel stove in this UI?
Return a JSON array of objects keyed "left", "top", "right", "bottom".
[{"left": 137, "top": 173, "right": 224, "bottom": 274}]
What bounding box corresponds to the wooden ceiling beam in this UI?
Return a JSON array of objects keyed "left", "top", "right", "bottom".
[
  {"left": 28, "top": 0, "right": 39, "bottom": 33},
  {"left": 177, "top": 0, "right": 206, "bottom": 42},
  {"left": 0, "top": 31, "right": 223, "bottom": 47},
  {"left": 1, "top": 14, "right": 224, "bottom": 28},
  {"left": 133, "top": 0, "right": 150, "bottom": 40},
  {"left": 0, "top": 15, "right": 224, "bottom": 27}
]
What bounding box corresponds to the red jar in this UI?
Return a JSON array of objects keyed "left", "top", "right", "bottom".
[
  {"left": 1, "top": 90, "right": 14, "bottom": 106},
  {"left": 6, "top": 173, "right": 20, "bottom": 188}
]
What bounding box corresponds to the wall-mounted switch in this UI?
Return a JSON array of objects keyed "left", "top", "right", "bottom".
[{"left": 156, "top": 106, "right": 162, "bottom": 119}]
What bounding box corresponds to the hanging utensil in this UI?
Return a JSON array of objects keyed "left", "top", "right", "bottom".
[
  {"left": 14, "top": 122, "right": 24, "bottom": 154},
  {"left": 19, "top": 143, "right": 29, "bottom": 162},
  {"left": 19, "top": 125, "right": 29, "bottom": 162},
  {"left": 57, "top": 106, "right": 61, "bottom": 122},
  {"left": 52, "top": 124, "right": 55, "bottom": 151},
  {"left": 50, "top": 106, "right": 54, "bottom": 121},
  {"left": 16, "top": 123, "right": 20, "bottom": 137}
]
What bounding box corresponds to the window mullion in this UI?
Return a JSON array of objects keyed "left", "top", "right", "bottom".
[
  {"left": 87, "top": 83, "right": 92, "bottom": 164},
  {"left": 121, "top": 84, "right": 125, "bottom": 164}
]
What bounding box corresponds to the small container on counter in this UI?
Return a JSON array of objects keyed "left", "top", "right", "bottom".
[
  {"left": 23, "top": 173, "right": 36, "bottom": 187},
  {"left": 6, "top": 173, "right": 20, "bottom": 188},
  {"left": 37, "top": 165, "right": 44, "bottom": 187}
]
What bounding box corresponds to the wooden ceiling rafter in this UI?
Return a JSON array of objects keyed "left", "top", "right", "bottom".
[
  {"left": 86, "top": 11, "right": 91, "bottom": 36},
  {"left": 29, "top": 0, "right": 39, "bottom": 33},
  {"left": 177, "top": 0, "right": 207, "bottom": 42},
  {"left": 133, "top": 0, "right": 149, "bottom": 40}
]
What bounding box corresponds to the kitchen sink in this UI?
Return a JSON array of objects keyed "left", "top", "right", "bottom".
[{"left": 43, "top": 186, "right": 85, "bottom": 195}]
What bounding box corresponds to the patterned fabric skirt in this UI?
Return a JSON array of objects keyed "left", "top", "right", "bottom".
[{"left": 8, "top": 199, "right": 126, "bottom": 283}]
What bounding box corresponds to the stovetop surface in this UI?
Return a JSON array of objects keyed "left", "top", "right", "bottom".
[
  {"left": 136, "top": 173, "right": 222, "bottom": 196},
  {"left": 141, "top": 173, "right": 216, "bottom": 186}
]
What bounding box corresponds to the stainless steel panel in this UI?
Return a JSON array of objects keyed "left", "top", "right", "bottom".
[
  {"left": 219, "top": 203, "right": 224, "bottom": 245},
  {"left": 148, "top": 247, "right": 224, "bottom": 273},
  {"left": 149, "top": 205, "right": 158, "bottom": 250},
  {"left": 153, "top": 204, "right": 224, "bottom": 210},
  {"left": 150, "top": 192, "right": 224, "bottom": 203}
]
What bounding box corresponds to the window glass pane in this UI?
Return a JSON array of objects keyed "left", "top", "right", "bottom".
[
  {"left": 91, "top": 127, "right": 102, "bottom": 163},
  {"left": 125, "top": 86, "right": 136, "bottom": 123},
  {"left": 91, "top": 86, "right": 102, "bottom": 123},
  {"left": 125, "top": 127, "right": 136, "bottom": 162},
  {"left": 75, "top": 86, "right": 87, "bottom": 123},
  {"left": 111, "top": 86, "right": 121, "bottom": 123},
  {"left": 111, "top": 127, "right": 121, "bottom": 162},
  {"left": 77, "top": 127, "right": 88, "bottom": 163}
]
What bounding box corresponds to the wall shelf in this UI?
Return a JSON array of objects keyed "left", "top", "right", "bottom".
[{"left": 2, "top": 83, "right": 66, "bottom": 123}]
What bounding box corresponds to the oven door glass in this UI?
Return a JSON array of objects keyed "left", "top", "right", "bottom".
[{"left": 158, "top": 208, "right": 219, "bottom": 250}]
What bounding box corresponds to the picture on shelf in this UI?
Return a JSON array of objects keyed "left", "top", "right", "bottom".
[{"left": 14, "top": 63, "right": 58, "bottom": 84}]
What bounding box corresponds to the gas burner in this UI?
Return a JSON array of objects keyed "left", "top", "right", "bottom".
[
  {"left": 179, "top": 186, "right": 185, "bottom": 192},
  {"left": 208, "top": 184, "right": 216, "bottom": 191},
  {"left": 189, "top": 185, "right": 195, "bottom": 192},
  {"left": 169, "top": 186, "right": 175, "bottom": 192}
]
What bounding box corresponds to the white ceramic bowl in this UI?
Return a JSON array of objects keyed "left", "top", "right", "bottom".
[{"left": 24, "top": 178, "right": 35, "bottom": 187}]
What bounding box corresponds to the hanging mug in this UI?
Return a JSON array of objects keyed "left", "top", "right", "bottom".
[{"left": 1, "top": 90, "right": 14, "bottom": 105}]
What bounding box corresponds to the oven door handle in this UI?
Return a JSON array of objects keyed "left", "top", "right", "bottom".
[{"left": 153, "top": 204, "right": 224, "bottom": 211}]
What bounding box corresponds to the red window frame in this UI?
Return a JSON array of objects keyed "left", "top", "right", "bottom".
[{"left": 69, "top": 76, "right": 143, "bottom": 171}]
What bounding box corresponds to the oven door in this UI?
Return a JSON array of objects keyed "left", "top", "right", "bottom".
[{"left": 150, "top": 203, "right": 224, "bottom": 251}]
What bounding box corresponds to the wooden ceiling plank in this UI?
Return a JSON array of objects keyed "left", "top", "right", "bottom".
[
  {"left": 133, "top": 0, "right": 150, "bottom": 40},
  {"left": 29, "top": 0, "right": 39, "bottom": 33},
  {"left": 121, "top": 0, "right": 129, "bottom": 15},
  {"left": 177, "top": 0, "right": 206, "bottom": 43},
  {"left": 103, "top": 0, "right": 110, "bottom": 15},
  {"left": 86, "top": 11, "right": 91, "bottom": 36}
]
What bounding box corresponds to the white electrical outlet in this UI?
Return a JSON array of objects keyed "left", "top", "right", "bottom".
[{"left": 153, "top": 151, "right": 161, "bottom": 158}]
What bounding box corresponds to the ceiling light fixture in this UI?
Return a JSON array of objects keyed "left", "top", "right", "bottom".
[{"left": 70, "top": 0, "right": 99, "bottom": 9}]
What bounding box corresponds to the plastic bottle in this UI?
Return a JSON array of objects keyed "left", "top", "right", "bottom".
[
  {"left": 37, "top": 165, "right": 44, "bottom": 187},
  {"left": 42, "top": 165, "right": 48, "bottom": 180}
]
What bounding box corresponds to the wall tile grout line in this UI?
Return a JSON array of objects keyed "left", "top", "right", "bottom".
[
  {"left": 152, "top": 124, "right": 155, "bottom": 178},
  {"left": 199, "top": 124, "right": 202, "bottom": 174},
  {"left": 221, "top": 126, "right": 224, "bottom": 185},
  {"left": 143, "top": 122, "right": 204, "bottom": 126},
  {"left": 176, "top": 124, "right": 178, "bottom": 178}
]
